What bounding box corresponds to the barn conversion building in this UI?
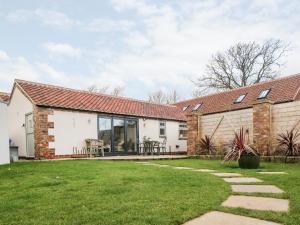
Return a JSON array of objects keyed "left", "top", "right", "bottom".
[
  {"left": 175, "top": 73, "right": 300, "bottom": 156},
  {"left": 0, "top": 92, "right": 10, "bottom": 164},
  {"left": 8, "top": 80, "right": 187, "bottom": 159}
]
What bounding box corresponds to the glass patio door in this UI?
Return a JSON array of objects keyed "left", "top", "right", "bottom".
[
  {"left": 98, "top": 115, "right": 138, "bottom": 155},
  {"left": 113, "top": 118, "right": 125, "bottom": 153},
  {"left": 126, "top": 120, "right": 138, "bottom": 153}
]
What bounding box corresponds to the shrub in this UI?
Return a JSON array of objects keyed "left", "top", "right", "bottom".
[
  {"left": 277, "top": 128, "right": 300, "bottom": 162},
  {"left": 199, "top": 135, "right": 216, "bottom": 155},
  {"left": 224, "top": 127, "right": 258, "bottom": 162}
]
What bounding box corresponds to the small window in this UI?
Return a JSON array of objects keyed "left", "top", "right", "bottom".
[
  {"left": 179, "top": 122, "right": 187, "bottom": 139},
  {"left": 159, "top": 121, "right": 166, "bottom": 137},
  {"left": 258, "top": 89, "right": 271, "bottom": 99},
  {"left": 192, "top": 103, "right": 202, "bottom": 111},
  {"left": 235, "top": 94, "right": 247, "bottom": 103},
  {"left": 182, "top": 105, "right": 189, "bottom": 111}
]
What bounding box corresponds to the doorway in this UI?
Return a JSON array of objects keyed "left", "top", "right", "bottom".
[
  {"left": 98, "top": 115, "right": 138, "bottom": 155},
  {"left": 25, "top": 113, "right": 35, "bottom": 158}
]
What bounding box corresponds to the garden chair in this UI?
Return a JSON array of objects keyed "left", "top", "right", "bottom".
[{"left": 85, "top": 139, "right": 104, "bottom": 157}]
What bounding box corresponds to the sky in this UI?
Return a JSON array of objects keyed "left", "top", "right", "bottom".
[{"left": 0, "top": 0, "right": 300, "bottom": 100}]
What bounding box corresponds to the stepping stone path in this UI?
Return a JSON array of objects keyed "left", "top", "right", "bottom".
[
  {"left": 224, "top": 177, "right": 263, "bottom": 183},
  {"left": 182, "top": 211, "right": 282, "bottom": 225},
  {"left": 173, "top": 166, "right": 193, "bottom": 170},
  {"left": 134, "top": 162, "right": 289, "bottom": 224},
  {"left": 192, "top": 169, "right": 216, "bottom": 172},
  {"left": 231, "top": 185, "right": 284, "bottom": 193},
  {"left": 212, "top": 172, "right": 242, "bottom": 177},
  {"left": 222, "top": 195, "right": 289, "bottom": 212},
  {"left": 258, "top": 172, "right": 288, "bottom": 175}
]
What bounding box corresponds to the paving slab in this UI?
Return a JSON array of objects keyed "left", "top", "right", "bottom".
[
  {"left": 173, "top": 166, "right": 193, "bottom": 170},
  {"left": 231, "top": 185, "right": 284, "bottom": 193},
  {"left": 153, "top": 164, "right": 170, "bottom": 167},
  {"left": 258, "top": 172, "right": 288, "bottom": 175},
  {"left": 212, "top": 172, "right": 242, "bottom": 177},
  {"left": 224, "top": 177, "right": 263, "bottom": 183},
  {"left": 182, "top": 211, "right": 282, "bottom": 225},
  {"left": 192, "top": 169, "right": 216, "bottom": 172},
  {"left": 222, "top": 195, "right": 289, "bottom": 212}
]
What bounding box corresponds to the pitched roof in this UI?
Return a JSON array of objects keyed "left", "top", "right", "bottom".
[
  {"left": 175, "top": 73, "right": 300, "bottom": 115},
  {"left": 14, "top": 79, "right": 186, "bottom": 121},
  {"left": 0, "top": 92, "right": 10, "bottom": 102}
]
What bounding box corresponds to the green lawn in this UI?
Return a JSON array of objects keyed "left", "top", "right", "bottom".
[{"left": 0, "top": 159, "right": 299, "bottom": 225}]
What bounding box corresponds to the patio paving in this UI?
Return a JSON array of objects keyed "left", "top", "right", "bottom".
[
  {"left": 191, "top": 169, "right": 216, "bottom": 172},
  {"left": 222, "top": 195, "right": 289, "bottom": 212},
  {"left": 258, "top": 172, "right": 288, "bottom": 175},
  {"left": 224, "top": 177, "right": 263, "bottom": 183},
  {"left": 231, "top": 185, "right": 284, "bottom": 193},
  {"left": 182, "top": 211, "right": 282, "bottom": 225},
  {"left": 212, "top": 172, "right": 242, "bottom": 177},
  {"left": 93, "top": 155, "right": 188, "bottom": 160}
]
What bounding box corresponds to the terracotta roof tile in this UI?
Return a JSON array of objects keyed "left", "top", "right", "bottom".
[
  {"left": 175, "top": 73, "right": 300, "bottom": 115},
  {"left": 0, "top": 92, "right": 10, "bottom": 102},
  {"left": 15, "top": 79, "right": 186, "bottom": 121}
]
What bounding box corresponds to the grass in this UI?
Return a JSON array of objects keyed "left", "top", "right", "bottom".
[
  {"left": 155, "top": 159, "right": 300, "bottom": 225},
  {"left": 0, "top": 159, "right": 299, "bottom": 225},
  {"left": 0, "top": 160, "right": 228, "bottom": 225}
]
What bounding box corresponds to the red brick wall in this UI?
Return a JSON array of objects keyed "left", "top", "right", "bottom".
[
  {"left": 253, "top": 100, "right": 273, "bottom": 156},
  {"left": 33, "top": 106, "right": 55, "bottom": 159},
  {"left": 187, "top": 113, "right": 201, "bottom": 155}
]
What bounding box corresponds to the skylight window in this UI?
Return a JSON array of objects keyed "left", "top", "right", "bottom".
[
  {"left": 182, "top": 105, "right": 189, "bottom": 111},
  {"left": 235, "top": 94, "right": 247, "bottom": 103},
  {"left": 192, "top": 103, "right": 202, "bottom": 111},
  {"left": 258, "top": 89, "right": 271, "bottom": 99}
]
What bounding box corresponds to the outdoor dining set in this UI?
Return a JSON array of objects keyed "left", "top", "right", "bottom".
[{"left": 83, "top": 138, "right": 168, "bottom": 157}]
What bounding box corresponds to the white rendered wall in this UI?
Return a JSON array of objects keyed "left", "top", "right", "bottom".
[
  {"left": 0, "top": 102, "right": 10, "bottom": 164},
  {"left": 8, "top": 87, "right": 33, "bottom": 157},
  {"left": 139, "top": 118, "right": 187, "bottom": 152},
  {"left": 51, "top": 110, "right": 98, "bottom": 155}
]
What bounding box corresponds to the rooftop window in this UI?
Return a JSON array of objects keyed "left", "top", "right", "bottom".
[
  {"left": 258, "top": 89, "right": 271, "bottom": 99},
  {"left": 234, "top": 94, "right": 247, "bottom": 103},
  {"left": 182, "top": 105, "right": 189, "bottom": 111},
  {"left": 192, "top": 103, "right": 202, "bottom": 111}
]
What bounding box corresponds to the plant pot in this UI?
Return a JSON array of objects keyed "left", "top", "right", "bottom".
[{"left": 238, "top": 154, "right": 260, "bottom": 169}]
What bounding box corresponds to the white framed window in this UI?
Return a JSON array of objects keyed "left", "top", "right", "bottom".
[
  {"left": 179, "top": 122, "right": 187, "bottom": 139},
  {"left": 258, "top": 89, "right": 271, "bottom": 99},
  {"left": 182, "top": 105, "right": 189, "bottom": 111},
  {"left": 235, "top": 94, "right": 247, "bottom": 103},
  {"left": 192, "top": 103, "right": 202, "bottom": 111},
  {"left": 159, "top": 121, "right": 166, "bottom": 137}
]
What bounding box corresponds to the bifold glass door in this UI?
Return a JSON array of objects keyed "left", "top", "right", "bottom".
[{"left": 98, "top": 115, "right": 138, "bottom": 155}]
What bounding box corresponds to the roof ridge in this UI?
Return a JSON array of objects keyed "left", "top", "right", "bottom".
[
  {"left": 15, "top": 79, "right": 178, "bottom": 109},
  {"left": 175, "top": 73, "right": 300, "bottom": 104}
]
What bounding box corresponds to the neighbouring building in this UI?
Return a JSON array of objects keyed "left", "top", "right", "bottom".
[
  {"left": 0, "top": 93, "right": 10, "bottom": 165},
  {"left": 8, "top": 80, "right": 187, "bottom": 159},
  {"left": 175, "top": 74, "right": 300, "bottom": 156}
]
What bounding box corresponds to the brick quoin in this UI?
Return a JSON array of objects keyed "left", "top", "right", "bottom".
[
  {"left": 33, "top": 106, "right": 55, "bottom": 159},
  {"left": 187, "top": 113, "right": 201, "bottom": 155},
  {"left": 253, "top": 100, "right": 273, "bottom": 156}
]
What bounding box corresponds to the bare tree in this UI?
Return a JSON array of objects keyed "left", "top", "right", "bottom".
[
  {"left": 87, "top": 84, "right": 124, "bottom": 96},
  {"left": 194, "top": 39, "right": 289, "bottom": 95},
  {"left": 148, "top": 89, "right": 181, "bottom": 104},
  {"left": 165, "top": 90, "right": 181, "bottom": 104},
  {"left": 111, "top": 86, "right": 124, "bottom": 96},
  {"left": 148, "top": 90, "right": 167, "bottom": 104}
]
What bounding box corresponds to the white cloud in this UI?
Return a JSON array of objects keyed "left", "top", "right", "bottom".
[
  {"left": 94, "top": 0, "right": 300, "bottom": 98},
  {"left": 43, "top": 42, "right": 81, "bottom": 58},
  {"left": 0, "top": 54, "right": 75, "bottom": 91},
  {"left": 85, "top": 18, "right": 134, "bottom": 33},
  {"left": 0, "top": 50, "right": 10, "bottom": 61},
  {"left": 6, "top": 9, "right": 77, "bottom": 29}
]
